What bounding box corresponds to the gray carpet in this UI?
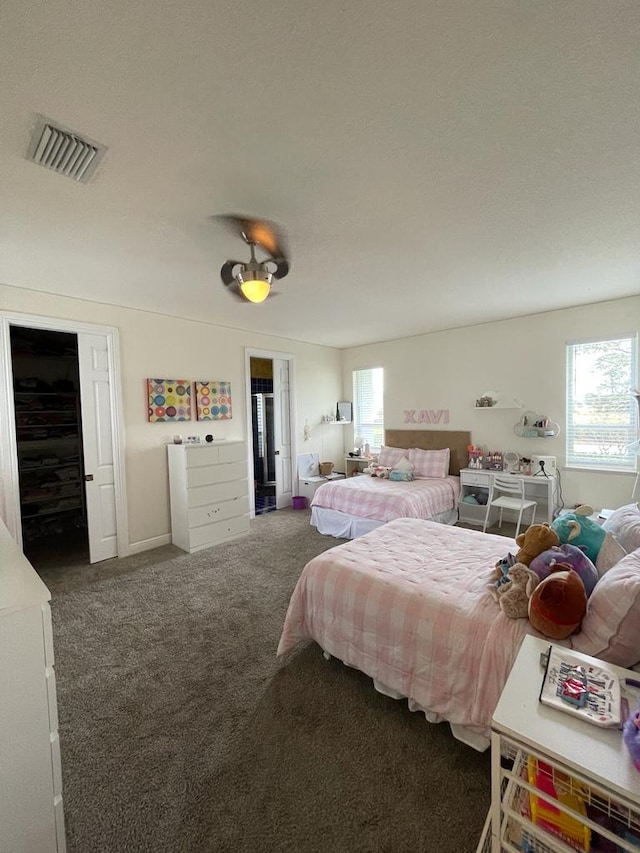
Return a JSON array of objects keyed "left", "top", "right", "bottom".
[{"left": 39, "top": 511, "right": 507, "bottom": 853}]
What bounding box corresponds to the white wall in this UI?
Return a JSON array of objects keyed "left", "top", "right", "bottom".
[
  {"left": 342, "top": 296, "right": 640, "bottom": 512},
  {"left": 0, "top": 284, "right": 343, "bottom": 551}
]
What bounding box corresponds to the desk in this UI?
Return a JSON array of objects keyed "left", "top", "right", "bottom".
[{"left": 459, "top": 468, "right": 557, "bottom": 526}]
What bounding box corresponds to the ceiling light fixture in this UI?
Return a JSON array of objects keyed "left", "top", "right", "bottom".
[
  {"left": 217, "top": 215, "right": 290, "bottom": 304},
  {"left": 237, "top": 267, "right": 273, "bottom": 304}
]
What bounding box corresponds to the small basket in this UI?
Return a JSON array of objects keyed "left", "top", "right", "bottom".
[{"left": 319, "top": 462, "right": 334, "bottom": 476}]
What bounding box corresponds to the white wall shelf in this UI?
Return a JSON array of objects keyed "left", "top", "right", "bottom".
[
  {"left": 514, "top": 410, "right": 560, "bottom": 438},
  {"left": 474, "top": 395, "right": 523, "bottom": 410}
]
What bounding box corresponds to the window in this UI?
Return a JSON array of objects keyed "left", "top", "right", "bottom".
[
  {"left": 352, "top": 367, "right": 384, "bottom": 452},
  {"left": 566, "top": 335, "right": 638, "bottom": 471}
]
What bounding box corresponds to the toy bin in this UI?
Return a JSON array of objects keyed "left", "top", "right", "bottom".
[{"left": 292, "top": 495, "right": 307, "bottom": 510}]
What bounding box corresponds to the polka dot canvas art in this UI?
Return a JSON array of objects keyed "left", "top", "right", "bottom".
[
  {"left": 195, "top": 380, "right": 232, "bottom": 421},
  {"left": 147, "top": 379, "right": 192, "bottom": 422}
]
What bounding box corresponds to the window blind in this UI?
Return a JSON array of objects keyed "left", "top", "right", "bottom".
[
  {"left": 566, "top": 335, "right": 638, "bottom": 471},
  {"left": 352, "top": 367, "right": 384, "bottom": 452}
]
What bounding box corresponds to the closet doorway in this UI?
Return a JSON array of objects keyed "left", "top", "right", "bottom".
[
  {"left": 10, "top": 327, "right": 88, "bottom": 564},
  {"left": 245, "top": 349, "right": 295, "bottom": 516},
  {"left": 0, "top": 313, "right": 127, "bottom": 568}
]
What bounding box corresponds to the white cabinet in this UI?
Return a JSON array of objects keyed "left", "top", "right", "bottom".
[
  {"left": 477, "top": 635, "right": 640, "bottom": 853},
  {"left": 297, "top": 472, "right": 345, "bottom": 503},
  {"left": 0, "top": 520, "right": 66, "bottom": 853},
  {"left": 167, "top": 442, "right": 250, "bottom": 553}
]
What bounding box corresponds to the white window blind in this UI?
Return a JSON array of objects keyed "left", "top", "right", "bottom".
[
  {"left": 352, "top": 367, "right": 384, "bottom": 452},
  {"left": 566, "top": 335, "right": 638, "bottom": 471}
]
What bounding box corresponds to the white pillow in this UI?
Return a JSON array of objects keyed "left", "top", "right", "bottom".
[
  {"left": 595, "top": 532, "right": 628, "bottom": 576},
  {"left": 393, "top": 456, "right": 415, "bottom": 474},
  {"left": 602, "top": 502, "right": 640, "bottom": 554}
]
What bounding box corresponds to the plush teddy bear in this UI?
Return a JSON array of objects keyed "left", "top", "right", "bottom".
[
  {"left": 493, "top": 563, "right": 540, "bottom": 619},
  {"left": 529, "top": 543, "right": 599, "bottom": 597},
  {"left": 514, "top": 523, "right": 560, "bottom": 566},
  {"left": 550, "top": 506, "right": 607, "bottom": 565}
]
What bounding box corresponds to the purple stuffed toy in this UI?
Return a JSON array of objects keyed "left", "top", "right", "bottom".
[
  {"left": 623, "top": 705, "right": 640, "bottom": 772},
  {"left": 529, "top": 543, "right": 599, "bottom": 597}
]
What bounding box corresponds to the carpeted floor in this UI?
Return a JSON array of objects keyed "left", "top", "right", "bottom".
[{"left": 39, "top": 511, "right": 513, "bottom": 853}]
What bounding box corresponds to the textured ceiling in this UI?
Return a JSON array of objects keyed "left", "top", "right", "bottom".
[{"left": 0, "top": 0, "right": 638, "bottom": 348}]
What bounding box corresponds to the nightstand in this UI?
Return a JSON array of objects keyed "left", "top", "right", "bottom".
[{"left": 476, "top": 635, "right": 640, "bottom": 852}]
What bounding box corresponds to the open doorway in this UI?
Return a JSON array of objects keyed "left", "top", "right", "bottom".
[
  {"left": 251, "top": 359, "right": 276, "bottom": 514},
  {"left": 10, "top": 326, "right": 89, "bottom": 566},
  {"left": 245, "top": 349, "right": 295, "bottom": 516},
  {"left": 0, "top": 312, "right": 127, "bottom": 568}
]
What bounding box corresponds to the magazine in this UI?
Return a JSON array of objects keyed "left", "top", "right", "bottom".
[{"left": 539, "top": 645, "right": 622, "bottom": 728}]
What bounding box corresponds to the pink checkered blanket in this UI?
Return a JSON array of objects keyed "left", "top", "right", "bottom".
[
  {"left": 310, "top": 474, "right": 460, "bottom": 522},
  {"left": 277, "top": 518, "right": 533, "bottom": 743}
]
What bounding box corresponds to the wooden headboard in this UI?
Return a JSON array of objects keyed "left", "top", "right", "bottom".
[{"left": 384, "top": 429, "right": 471, "bottom": 477}]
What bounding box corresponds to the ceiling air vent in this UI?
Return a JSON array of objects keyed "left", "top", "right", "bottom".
[{"left": 26, "top": 116, "right": 107, "bottom": 183}]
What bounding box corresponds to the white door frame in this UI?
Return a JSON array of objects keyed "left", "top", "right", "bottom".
[
  {"left": 0, "top": 311, "right": 129, "bottom": 555},
  {"left": 244, "top": 348, "right": 297, "bottom": 517}
]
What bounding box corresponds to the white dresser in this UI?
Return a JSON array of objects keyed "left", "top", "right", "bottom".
[
  {"left": 0, "top": 520, "right": 66, "bottom": 853},
  {"left": 167, "top": 441, "right": 250, "bottom": 553}
]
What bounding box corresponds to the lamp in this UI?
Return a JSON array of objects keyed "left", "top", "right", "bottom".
[{"left": 237, "top": 268, "right": 272, "bottom": 304}]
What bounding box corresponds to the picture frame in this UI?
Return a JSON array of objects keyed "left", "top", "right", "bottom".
[
  {"left": 147, "top": 379, "right": 192, "bottom": 422},
  {"left": 336, "top": 401, "right": 352, "bottom": 423}
]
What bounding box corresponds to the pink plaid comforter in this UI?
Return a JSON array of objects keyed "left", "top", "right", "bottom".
[
  {"left": 277, "top": 518, "right": 533, "bottom": 742},
  {"left": 310, "top": 475, "right": 460, "bottom": 522}
]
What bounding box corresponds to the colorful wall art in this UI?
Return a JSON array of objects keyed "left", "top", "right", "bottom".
[
  {"left": 147, "top": 379, "right": 192, "bottom": 422},
  {"left": 195, "top": 380, "right": 232, "bottom": 420}
]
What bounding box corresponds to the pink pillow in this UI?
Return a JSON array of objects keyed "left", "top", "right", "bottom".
[
  {"left": 378, "top": 445, "right": 408, "bottom": 467},
  {"left": 571, "top": 548, "right": 640, "bottom": 667},
  {"left": 408, "top": 447, "right": 450, "bottom": 478}
]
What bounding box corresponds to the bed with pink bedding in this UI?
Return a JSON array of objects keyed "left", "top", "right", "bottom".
[
  {"left": 310, "top": 428, "right": 470, "bottom": 539},
  {"left": 311, "top": 474, "right": 460, "bottom": 538},
  {"left": 278, "top": 507, "right": 640, "bottom": 751},
  {"left": 278, "top": 517, "right": 528, "bottom": 750}
]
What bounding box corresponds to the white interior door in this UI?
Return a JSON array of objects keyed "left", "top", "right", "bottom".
[
  {"left": 78, "top": 333, "right": 118, "bottom": 562},
  {"left": 273, "top": 358, "right": 293, "bottom": 509}
]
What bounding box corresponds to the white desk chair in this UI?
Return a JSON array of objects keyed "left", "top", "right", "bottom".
[{"left": 482, "top": 473, "right": 537, "bottom": 538}]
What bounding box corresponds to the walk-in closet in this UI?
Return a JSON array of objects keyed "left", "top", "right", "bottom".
[{"left": 10, "top": 326, "right": 89, "bottom": 565}]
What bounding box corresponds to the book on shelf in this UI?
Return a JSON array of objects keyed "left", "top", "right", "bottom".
[{"left": 539, "top": 645, "right": 622, "bottom": 728}]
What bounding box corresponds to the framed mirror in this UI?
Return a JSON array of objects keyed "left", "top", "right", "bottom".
[{"left": 336, "top": 401, "right": 352, "bottom": 423}]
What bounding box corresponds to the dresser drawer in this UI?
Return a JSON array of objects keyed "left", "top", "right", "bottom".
[
  {"left": 461, "top": 471, "right": 490, "bottom": 487},
  {"left": 188, "top": 496, "right": 250, "bottom": 528},
  {"left": 188, "top": 514, "right": 250, "bottom": 550},
  {"left": 185, "top": 442, "right": 246, "bottom": 468},
  {"left": 187, "top": 460, "right": 246, "bottom": 489},
  {"left": 217, "top": 443, "right": 246, "bottom": 464},
  {"left": 187, "top": 479, "right": 248, "bottom": 507}
]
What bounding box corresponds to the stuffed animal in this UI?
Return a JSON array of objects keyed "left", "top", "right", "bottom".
[
  {"left": 493, "top": 563, "right": 540, "bottom": 619},
  {"left": 494, "top": 552, "right": 517, "bottom": 588},
  {"left": 370, "top": 466, "right": 391, "bottom": 478},
  {"left": 529, "top": 543, "right": 599, "bottom": 597},
  {"left": 528, "top": 567, "right": 587, "bottom": 640},
  {"left": 515, "top": 523, "right": 560, "bottom": 566},
  {"left": 551, "top": 506, "right": 606, "bottom": 565}
]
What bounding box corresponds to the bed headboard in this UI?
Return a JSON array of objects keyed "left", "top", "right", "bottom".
[{"left": 384, "top": 429, "right": 471, "bottom": 477}]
